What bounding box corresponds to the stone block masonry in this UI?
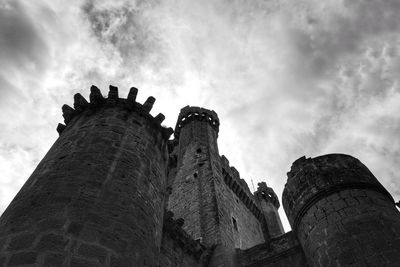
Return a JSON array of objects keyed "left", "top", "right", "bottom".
[
  {"left": 0, "top": 85, "right": 173, "bottom": 266},
  {"left": 283, "top": 154, "right": 400, "bottom": 266},
  {"left": 0, "top": 86, "right": 399, "bottom": 266}
]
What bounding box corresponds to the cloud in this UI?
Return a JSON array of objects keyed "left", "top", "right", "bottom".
[
  {"left": 0, "top": 2, "right": 48, "bottom": 70},
  {"left": 0, "top": 1, "right": 49, "bottom": 100}
]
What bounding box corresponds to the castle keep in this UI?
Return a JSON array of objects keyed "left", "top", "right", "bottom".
[{"left": 0, "top": 85, "right": 399, "bottom": 266}]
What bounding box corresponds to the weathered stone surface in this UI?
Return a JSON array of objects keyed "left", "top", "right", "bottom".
[
  {"left": 0, "top": 85, "right": 171, "bottom": 267},
  {"left": 7, "top": 232, "right": 35, "bottom": 251},
  {"left": 283, "top": 154, "right": 400, "bottom": 266},
  {"left": 43, "top": 252, "right": 66, "bottom": 267},
  {"left": 8, "top": 251, "right": 37, "bottom": 266},
  {"left": 255, "top": 182, "right": 285, "bottom": 238},
  {"left": 78, "top": 243, "right": 108, "bottom": 264},
  {"left": 238, "top": 232, "right": 308, "bottom": 267},
  {"left": 1, "top": 88, "right": 399, "bottom": 267},
  {"left": 168, "top": 106, "right": 266, "bottom": 267},
  {"left": 160, "top": 211, "right": 207, "bottom": 266}
]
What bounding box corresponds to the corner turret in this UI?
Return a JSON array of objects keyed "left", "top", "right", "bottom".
[
  {"left": 0, "top": 85, "right": 173, "bottom": 266},
  {"left": 174, "top": 106, "right": 219, "bottom": 140},
  {"left": 283, "top": 154, "right": 400, "bottom": 266},
  {"left": 254, "top": 182, "right": 284, "bottom": 238}
]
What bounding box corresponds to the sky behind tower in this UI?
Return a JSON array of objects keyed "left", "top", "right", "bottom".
[{"left": 1, "top": 0, "right": 400, "bottom": 231}]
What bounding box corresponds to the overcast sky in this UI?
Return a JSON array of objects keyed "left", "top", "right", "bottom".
[{"left": 1, "top": 0, "right": 400, "bottom": 232}]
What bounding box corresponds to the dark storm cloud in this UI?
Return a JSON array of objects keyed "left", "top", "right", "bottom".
[
  {"left": 0, "top": 1, "right": 49, "bottom": 82},
  {"left": 284, "top": 0, "right": 400, "bottom": 84},
  {"left": 81, "top": 0, "right": 163, "bottom": 68}
]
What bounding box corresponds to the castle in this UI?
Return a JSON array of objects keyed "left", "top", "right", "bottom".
[{"left": 0, "top": 85, "right": 399, "bottom": 266}]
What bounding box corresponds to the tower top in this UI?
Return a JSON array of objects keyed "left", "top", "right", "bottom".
[
  {"left": 58, "top": 85, "right": 173, "bottom": 141},
  {"left": 283, "top": 153, "right": 394, "bottom": 230},
  {"left": 174, "top": 105, "right": 220, "bottom": 139}
]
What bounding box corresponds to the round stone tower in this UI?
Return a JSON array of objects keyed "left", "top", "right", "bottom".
[
  {"left": 174, "top": 105, "right": 220, "bottom": 162},
  {"left": 283, "top": 154, "right": 400, "bottom": 266},
  {"left": 169, "top": 106, "right": 237, "bottom": 266},
  {"left": 0, "top": 85, "right": 173, "bottom": 266}
]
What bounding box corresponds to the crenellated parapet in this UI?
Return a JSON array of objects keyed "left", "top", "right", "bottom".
[
  {"left": 283, "top": 154, "right": 394, "bottom": 230},
  {"left": 0, "top": 84, "right": 174, "bottom": 266},
  {"left": 174, "top": 106, "right": 219, "bottom": 139},
  {"left": 163, "top": 211, "right": 206, "bottom": 260},
  {"left": 254, "top": 182, "right": 280, "bottom": 209},
  {"left": 283, "top": 154, "right": 400, "bottom": 266},
  {"left": 254, "top": 182, "right": 285, "bottom": 238},
  {"left": 58, "top": 85, "right": 173, "bottom": 142},
  {"left": 237, "top": 232, "right": 307, "bottom": 267},
  {"left": 220, "top": 155, "right": 263, "bottom": 222}
]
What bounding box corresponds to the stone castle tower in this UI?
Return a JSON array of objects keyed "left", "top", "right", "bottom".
[{"left": 0, "top": 85, "right": 399, "bottom": 266}]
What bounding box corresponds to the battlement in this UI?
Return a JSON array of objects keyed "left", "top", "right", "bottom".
[
  {"left": 174, "top": 106, "right": 220, "bottom": 139},
  {"left": 288, "top": 154, "right": 367, "bottom": 180},
  {"left": 57, "top": 85, "right": 173, "bottom": 141},
  {"left": 163, "top": 211, "right": 206, "bottom": 260},
  {"left": 237, "top": 232, "right": 306, "bottom": 266},
  {"left": 283, "top": 153, "right": 394, "bottom": 230},
  {"left": 3, "top": 79, "right": 400, "bottom": 266},
  {"left": 220, "top": 155, "right": 263, "bottom": 222},
  {"left": 286, "top": 154, "right": 393, "bottom": 194}
]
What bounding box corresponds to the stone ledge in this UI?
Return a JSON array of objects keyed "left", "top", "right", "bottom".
[
  {"left": 57, "top": 85, "right": 173, "bottom": 141},
  {"left": 220, "top": 155, "right": 263, "bottom": 223},
  {"left": 283, "top": 154, "right": 394, "bottom": 231},
  {"left": 174, "top": 106, "right": 219, "bottom": 139},
  {"left": 163, "top": 211, "right": 206, "bottom": 260},
  {"left": 238, "top": 232, "right": 306, "bottom": 267}
]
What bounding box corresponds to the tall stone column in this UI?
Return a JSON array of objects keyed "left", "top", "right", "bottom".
[
  {"left": 0, "top": 85, "right": 172, "bottom": 266},
  {"left": 254, "top": 182, "right": 284, "bottom": 238},
  {"left": 168, "top": 106, "right": 238, "bottom": 266},
  {"left": 283, "top": 154, "right": 400, "bottom": 266}
]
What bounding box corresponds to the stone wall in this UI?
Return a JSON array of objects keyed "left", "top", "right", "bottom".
[
  {"left": 237, "top": 232, "right": 308, "bottom": 267},
  {"left": 160, "top": 211, "right": 206, "bottom": 267},
  {"left": 168, "top": 106, "right": 267, "bottom": 266},
  {"left": 218, "top": 157, "right": 265, "bottom": 249},
  {"left": 4, "top": 85, "right": 400, "bottom": 267},
  {"left": 168, "top": 142, "right": 202, "bottom": 240},
  {"left": 283, "top": 154, "right": 400, "bottom": 266},
  {"left": 160, "top": 237, "right": 202, "bottom": 267},
  {"left": 0, "top": 86, "right": 172, "bottom": 266}
]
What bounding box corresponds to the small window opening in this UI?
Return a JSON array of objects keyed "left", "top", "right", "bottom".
[
  {"left": 232, "top": 217, "right": 238, "bottom": 231},
  {"left": 193, "top": 172, "right": 198, "bottom": 178},
  {"left": 196, "top": 148, "right": 202, "bottom": 153}
]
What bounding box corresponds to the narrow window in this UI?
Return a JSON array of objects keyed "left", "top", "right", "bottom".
[{"left": 232, "top": 217, "right": 238, "bottom": 231}]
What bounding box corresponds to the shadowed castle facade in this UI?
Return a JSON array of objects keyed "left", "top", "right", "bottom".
[{"left": 0, "top": 85, "right": 400, "bottom": 266}]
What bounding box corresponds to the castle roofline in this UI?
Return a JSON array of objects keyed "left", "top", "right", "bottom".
[
  {"left": 174, "top": 105, "right": 220, "bottom": 139},
  {"left": 58, "top": 85, "right": 173, "bottom": 141}
]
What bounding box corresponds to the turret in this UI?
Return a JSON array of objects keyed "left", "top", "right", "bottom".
[
  {"left": 168, "top": 106, "right": 266, "bottom": 266},
  {"left": 0, "top": 85, "right": 173, "bottom": 266},
  {"left": 174, "top": 105, "right": 220, "bottom": 166},
  {"left": 168, "top": 106, "right": 226, "bottom": 264},
  {"left": 283, "top": 154, "right": 400, "bottom": 266},
  {"left": 254, "top": 182, "right": 284, "bottom": 238}
]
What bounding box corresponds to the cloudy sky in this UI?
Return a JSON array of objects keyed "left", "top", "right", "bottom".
[{"left": 1, "top": 0, "right": 400, "bottom": 231}]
